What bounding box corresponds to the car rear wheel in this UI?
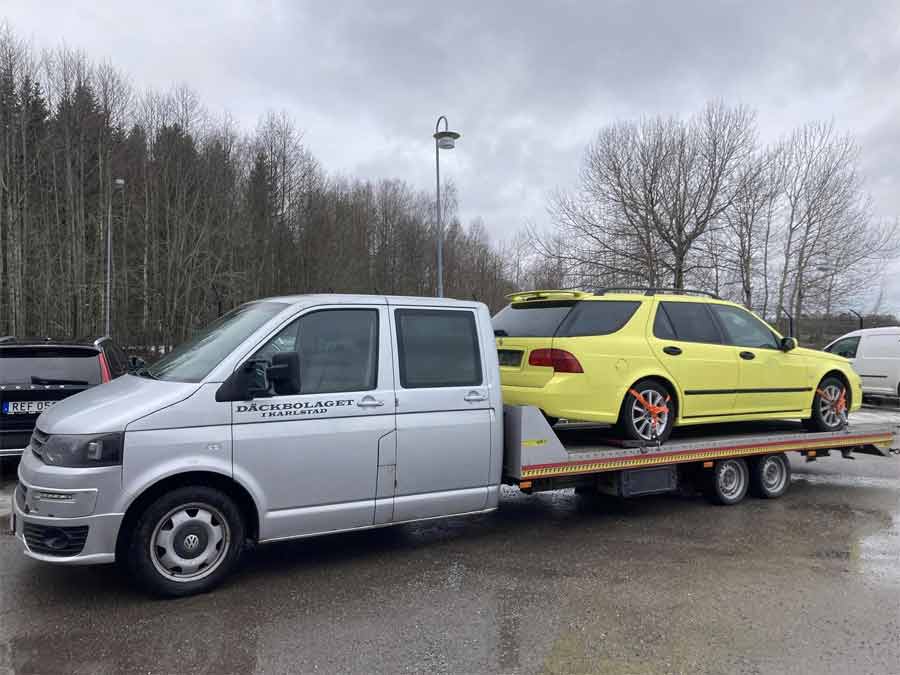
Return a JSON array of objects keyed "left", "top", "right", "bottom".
[
  {"left": 805, "top": 376, "right": 849, "bottom": 432},
  {"left": 618, "top": 379, "right": 675, "bottom": 443},
  {"left": 125, "top": 486, "right": 245, "bottom": 597}
]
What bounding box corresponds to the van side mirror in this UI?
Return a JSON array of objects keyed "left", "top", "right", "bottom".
[
  {"left": 268, "top": 351, "right": 301, "bottom": 395},
  {"left": 215, "top": 359, "right": 270, "bottom": 402},
  {"left": 780, "top": 336, "right": 798, "bottom": 352}
]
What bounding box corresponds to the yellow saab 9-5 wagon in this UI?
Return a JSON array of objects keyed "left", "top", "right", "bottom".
[{"left": 493, "top": 288, "right": 861, "bottom": 442}]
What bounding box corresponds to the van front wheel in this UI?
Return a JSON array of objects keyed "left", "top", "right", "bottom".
[{"left": 125, "top": 486, "right": 245, "bottom": 597}]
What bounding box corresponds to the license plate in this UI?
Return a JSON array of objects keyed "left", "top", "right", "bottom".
[
  {"left": 1, "top": 400, "right": 55, "bottom": 415},
  {"left": 498, "top": 349, "right": 524, "bottom": 367}
]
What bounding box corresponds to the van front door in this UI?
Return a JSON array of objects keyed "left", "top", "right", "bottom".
[
  {"left": 232, "top": 304, "right": 395, "bottom": 541},
  {"left": 390, "top": 305, "right": 493, "bottom": 522}
]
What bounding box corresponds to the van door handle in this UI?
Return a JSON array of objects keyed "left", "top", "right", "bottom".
[
  {"left": 356, "top": 396, "right": 385, "bottom": 408},
  {"left": 739, "top": 351, "right": 756, "bottom": 360},
  {"left": 662, "top": 346, "right": 682, "bottom": 356},
  {"left": 464, "top": 391, "right": 488, "bottom": 402}
]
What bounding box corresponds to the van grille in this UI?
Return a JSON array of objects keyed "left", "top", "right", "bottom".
[{"left": 23, "top": 523, "right": 89, "bottom": 557}]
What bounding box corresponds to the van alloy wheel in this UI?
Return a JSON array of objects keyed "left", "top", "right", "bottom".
[{"left": 150, "top": 502, "right": 231, "bottom": 582}]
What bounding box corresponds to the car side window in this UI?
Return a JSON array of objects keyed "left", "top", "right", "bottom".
[
  {"left": 557, "top": 301, "right": 641, "bottom": 337},
  {"left": 252, "top": 309, "right": 379, "bottom": 395},
  {"left": 656, "top": 302, "right": 722, "bottom": 344},
  {"left": 396, "top": 309, "right": 482, "bottom": 388},
  {"left": 653, "top": 305, "right": 677, "bottom": 340},
  {"left": 826, "top": 336, "right": 860, "bottom": 359},
  {"left": 710, "top": 305, "right": 780, "bottom": 350}
]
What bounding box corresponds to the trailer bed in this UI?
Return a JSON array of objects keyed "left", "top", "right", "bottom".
[{"left": 503, "top": 405, "right": 900, "bottom": 482}]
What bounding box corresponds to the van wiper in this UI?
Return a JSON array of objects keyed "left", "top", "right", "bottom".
[
  {"left": 133, "top": 367, "right": 158, "bottom": 380},
  {"left": 31, "top": 376, "right": 89, "bottom": 385}
]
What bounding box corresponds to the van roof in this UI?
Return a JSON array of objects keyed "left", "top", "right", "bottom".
[
  {"left": 257, "top": 293, "right": 485, "bottom": 309},
  {"left": 840, "top": 326, "right": 900, "bottom": 337}
]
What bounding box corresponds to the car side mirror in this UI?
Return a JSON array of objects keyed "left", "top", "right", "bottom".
[
  {"left": 268, "top": 351, "right": 301, "bottom": 395},
  {"left": 128, "top": 355, "right": 146, "bottom": 373},
  {"left": 780, "top": 337, "right": 797, "bottom": 352},
  {"left": 215, "top": 359, "right": 270, "bottom": 402}
]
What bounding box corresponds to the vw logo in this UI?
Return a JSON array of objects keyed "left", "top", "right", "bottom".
[{"left": 183, "top": 534, "right": 201, "bottom": 551}]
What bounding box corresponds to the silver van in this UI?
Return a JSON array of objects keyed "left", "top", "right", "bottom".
[
  {"left": 12, "top": 295, "right": 502, "bottom": 596},
  {"left": 825, "top": 327, "right": 900, "bottom": 399}
]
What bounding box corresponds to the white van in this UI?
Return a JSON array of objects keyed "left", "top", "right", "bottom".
[{"left": 824, "top": 327, "right": 900, "bottom": 399}]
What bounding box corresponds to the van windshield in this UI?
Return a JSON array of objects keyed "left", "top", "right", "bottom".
[{"left": 147, "top": 302, "right": 288, "bottom": 382}]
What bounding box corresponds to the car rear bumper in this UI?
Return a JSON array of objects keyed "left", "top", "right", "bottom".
[{"left": 501, "top": 384, "right": 619, "bottom": 424}]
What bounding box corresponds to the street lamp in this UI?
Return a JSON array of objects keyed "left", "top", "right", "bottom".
[
  {"left": 105, "top": 178, "right": 125, "bottom": 337},
  {"left": 433, "top": 116, "right": 460, "bottom": 297}
]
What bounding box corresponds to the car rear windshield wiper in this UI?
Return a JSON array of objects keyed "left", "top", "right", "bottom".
[{"left": 31, "top": 376, "right": 89, "bottom": 385}]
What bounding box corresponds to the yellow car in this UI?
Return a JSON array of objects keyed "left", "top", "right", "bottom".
[{"left": 493, "top": 289, "right": 861, "bottom": 442}]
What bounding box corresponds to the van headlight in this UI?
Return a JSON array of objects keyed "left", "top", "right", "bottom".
[{"left": 37, "top": 433, "right": 124, "bottom": 467}]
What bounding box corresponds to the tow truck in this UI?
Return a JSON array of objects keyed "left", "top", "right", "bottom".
[{"left": 10, "top": 294, "right": 900, "bottom": 596}]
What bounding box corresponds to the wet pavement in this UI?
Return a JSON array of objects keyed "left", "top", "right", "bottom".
[{"left": 1, "top": 420, "right": 900, "bottom": 674}]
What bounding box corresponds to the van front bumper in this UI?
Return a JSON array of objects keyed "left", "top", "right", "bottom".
[{"left": 12, "top": 481, "right": 122, "bottom": 565}]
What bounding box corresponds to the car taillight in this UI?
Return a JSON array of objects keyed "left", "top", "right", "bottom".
[
  {"left": 98, "top": 353, "right": 111, "bottom": 383},
  {"left": 528, "top": 348, "right": 584, "bottom": 373}
]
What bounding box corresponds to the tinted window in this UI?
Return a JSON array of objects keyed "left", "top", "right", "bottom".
[
  {"left": 0, "top": 348, "right": 101, "bottom": 385},
  {"left": 253, "top": 309, "right": 378, "bottom": 395},
  {"left": 825, "top": 336, "right": 860, "bottom": 359},
  {"left": 657, "top": 302, "right": 722, "bottom": 344},
  {"left": 149, "top": 301, "right": 287, "bottom": 382},
  {"left": 491, "top": 301, "right": 574, "bottom": 337},
  {"left": 653, "top": 306, "right": 677, "bottom": 340},
  {"left": 396, "top": 309, "right": 482, "bottom": 388},
  {"left": 710, "top": 305, "right": 779, "bottom": 349},
  {"left": 557, "top": 301, "right": 640, "bottom": 337}
]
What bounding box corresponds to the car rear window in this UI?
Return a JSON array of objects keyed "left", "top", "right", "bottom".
[
  {"left": 0, "top": 347, "right": 101, "bottom": 385},
  {"left": 556, "top": 301, "right": 640, "bottom": 337},
  {"left": 492, "top": 301, "right": 576, "bottom": 337}
]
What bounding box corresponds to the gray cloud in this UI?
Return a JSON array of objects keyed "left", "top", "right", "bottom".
[{"left": 5, "top": 0, "right": 900, "bottom": 310}]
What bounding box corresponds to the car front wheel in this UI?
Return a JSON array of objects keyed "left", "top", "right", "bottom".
[
  {"left": 125, "top": 486, "right": 245, "bottom": 597},
  {"left": 805, "top": 376, "right": 849, "bottom": 432}
]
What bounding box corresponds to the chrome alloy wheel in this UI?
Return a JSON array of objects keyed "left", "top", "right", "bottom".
[
  {"left": 818, "top": 383, "right": 846, "bottom": 429},
  {"left": 630, "top": 389, "right": 669, "bottom": 441},
  {"left": 150, "top": 503, "right": 231, "bottom": 583}
]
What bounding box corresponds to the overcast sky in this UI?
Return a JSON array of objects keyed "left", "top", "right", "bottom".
[{"left": 5, "top": 0, "right": 900, "bottom": 311}]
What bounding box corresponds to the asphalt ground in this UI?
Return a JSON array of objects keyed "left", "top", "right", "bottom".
[{"left": 1, "top": 410, "right": 899, "bottom": 674}]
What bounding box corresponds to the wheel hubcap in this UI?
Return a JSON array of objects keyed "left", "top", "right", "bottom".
[
  {"left": 631, "top": 389, "right": 669, "bottom": 441},
  {"left": 719, "top": 462, "right": 745, "bottom": 499},
  {"left": 761, "top": 457, "right": 786, "bottom": 493},
  {"left": 819, "top": 384, "right": 846, "bottom": 428},
  {"left": 150, "top": 503, "right": 230, "bottom": 582}
]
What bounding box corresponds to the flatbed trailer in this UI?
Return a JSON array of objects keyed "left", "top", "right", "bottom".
[{"left": 503, "top": 406, "right": 900, "bottom": 504}]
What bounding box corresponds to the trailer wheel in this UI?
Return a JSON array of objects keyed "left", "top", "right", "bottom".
[
  {"left": 706, "top": 458, "right": 749, "bottom": 505},
  {"left": 125, "top": 485, "right": 245, "bottom": 597},
  {"left": 749, "top": 453, "right": 791, "bottom": 499}
]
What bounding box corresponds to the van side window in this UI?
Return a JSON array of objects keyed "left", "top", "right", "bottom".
[
  {"left": 656, "top": 302, "right": 722, "bottom": 344},
  {"left": 826, "top": 336, "right": 860, "bottom": 359},
  {"left": 253, "top": 309, "right": 379, "bottom": 395},
  {"left": 396, "top": 309, "right": 482, "bottom": 388}
]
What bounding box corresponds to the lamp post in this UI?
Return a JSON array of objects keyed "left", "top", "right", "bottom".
[
  {"left": 433, "top": 116, "right": 460, "bottom": 297},
  {"left": 106, "top": 178, "right": 125, "bottom": 336}
]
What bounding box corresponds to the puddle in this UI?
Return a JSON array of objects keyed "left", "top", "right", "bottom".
[
  {"left": 857, "top": 511, "right": 900, "bottom": 585},
  {"left": 792, "top": 472, "right": 900, "bottom": 490}
]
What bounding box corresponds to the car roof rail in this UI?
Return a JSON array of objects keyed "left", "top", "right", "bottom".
[{"left": 594, "top": 287, "right": 721, "bottom": 300}]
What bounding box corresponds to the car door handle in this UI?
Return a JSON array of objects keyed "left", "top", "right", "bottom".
[
  {"left": 739, "top": 351, "right": 756, "bottom": 360},
  {"left": 662, "top": 346, "right": 682, "bottom": 356},
  {"left": 464, "top": 391, "right": 488, "bottom": 402},
  {"left": 356, "top": 396, "right": 385, "bottom": 408}
]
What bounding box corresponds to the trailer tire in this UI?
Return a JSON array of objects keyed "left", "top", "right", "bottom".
[
  {"left": 706, "top": 458, "right": 749, "bottom": 505},
  {"left": 749, "top": 453, "right": 791, "bottom": 499},
  {"left": 124, "top": 485, "right": 245, "bottom": 598}
]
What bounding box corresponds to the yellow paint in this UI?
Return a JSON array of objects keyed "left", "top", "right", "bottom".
[
  {"left": 498, "top": 290, "right": 863, "bottom": 429},
  {"left": 521, "top": 439, "right": 547, "bottom": 447}
]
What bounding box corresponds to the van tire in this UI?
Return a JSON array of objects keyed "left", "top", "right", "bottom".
[
  {"left": 749, "top": 453, "right": 791, "bottom": 499},
  {"left": 618, "top": 379, "right": 675, "bottom": 443},
  {"left": 805, "top": 376, "right": 849, "bottom": 432},
  {"left": 124, "top": 486, "right": 245, "bottom": 597}
]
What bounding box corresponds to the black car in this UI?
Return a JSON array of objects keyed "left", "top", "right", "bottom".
[{"left": 0, "top": 336, "right": 132, "bottom": 457}]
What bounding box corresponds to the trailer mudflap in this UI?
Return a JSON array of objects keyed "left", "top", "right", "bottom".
[{"left": 503, "top": 405, "right": 899, "bottom": 481}]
